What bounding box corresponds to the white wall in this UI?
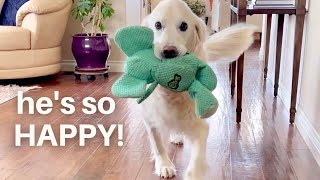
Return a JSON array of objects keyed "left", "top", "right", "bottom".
[
  {"left": 264, "top": 14, "right": 296, "bottom": 103},
  {"left": 211, "top": 0, "right": 263, "bottom": 31},
  {"left": 126, "top": 0, "right": 142, "bottom": 26},
  {"left": 298, "top": 0, "right": 320, "bottom": 131}
]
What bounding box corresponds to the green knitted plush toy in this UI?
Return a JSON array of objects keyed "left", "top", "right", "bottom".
[{"left": 112, "top": 26, "right": 218, "bottom": 118}]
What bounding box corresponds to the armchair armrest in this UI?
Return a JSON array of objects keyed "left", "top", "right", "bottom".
[
  {"left": 16, "top": 0, "right": 72, "bottom": 26},
  {"left": 16, "top": 0, "right": 72, "bottom": 49}
]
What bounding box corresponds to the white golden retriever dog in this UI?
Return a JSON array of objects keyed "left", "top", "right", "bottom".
[{"left": 139, "top": 0, "right": 255, "bottom": 179}]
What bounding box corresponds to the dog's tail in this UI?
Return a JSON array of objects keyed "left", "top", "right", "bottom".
[{"left": 203, "top": 24, "right": 257, "bottom": 62}]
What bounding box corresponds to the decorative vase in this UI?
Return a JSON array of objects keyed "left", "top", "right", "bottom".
[
  {"left": 71, "top": 33, "right": 111, "bottom": 80},
  {"left": 72, "top": 33, "right": 111, "bottom": 70}
]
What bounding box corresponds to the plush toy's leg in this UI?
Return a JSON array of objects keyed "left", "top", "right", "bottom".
[
  {"left": 196, "top": 63, "right": 217, "bottom": 91},
  {"left": 137, "top": 81, "right": 158, "bottom": 104},
  {"left": 188, "top": 80, "right": 219, "bottom": 119},
  {"left": 111, "top": 74, "right": 147, "bottom": 98}
]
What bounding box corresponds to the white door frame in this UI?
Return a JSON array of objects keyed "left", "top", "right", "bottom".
[{"left": 126, "top": 0, "right": 142, "bottom": 25}]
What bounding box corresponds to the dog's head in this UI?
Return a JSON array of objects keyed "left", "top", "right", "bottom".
[{"left": 142, "top": 0, "right": 207, "bottom": 59}]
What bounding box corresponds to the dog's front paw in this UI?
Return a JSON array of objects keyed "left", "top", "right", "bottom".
[
  {"left": 170, "top": 133, "right": 184, "bottom": 145},
  {"left": 155, "top": 158, "right": 177, "bottom": 178}
]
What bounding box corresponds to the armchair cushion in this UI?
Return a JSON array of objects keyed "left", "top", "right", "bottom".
[
  {"left": 0, "top": 0, "right": 5, "bottom": 14},
  {"left": 16, "top": 0, "right": 71, "bottom": 26},
  {"left": 0, "top": 0, "right": 29, "bottom": 26},
  {"left": 0, "top": 26, "right": 30, "bottom": 50}
]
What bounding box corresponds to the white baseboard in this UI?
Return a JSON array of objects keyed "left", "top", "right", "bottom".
[
  {"left": 278, "top": 83, "right": 291, "bottom": 110},
  {"left": 259, "top": 47, "right": 265, "bottom": 61},
  {"left": 61, "top": 60, "right": 76, "bottom": 72},
  {"left": 61, "top": 59, "right": 124, "bottom": 72},
  {"left": 277, "top": 81, "right": 320, "bottom": 166},
  {"left": 296, "top": 108, "right": 320, "bottom": 166}
]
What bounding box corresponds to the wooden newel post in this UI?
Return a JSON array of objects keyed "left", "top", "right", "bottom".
[
  {"left": 235, "top": 0, "right": 247, "bottom": 123},
  {"left": 289, "top": 0, "right": 306, "bottom": 123}
]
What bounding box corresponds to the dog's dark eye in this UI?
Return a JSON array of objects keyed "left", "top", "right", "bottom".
[
  {"left": 180, "top": 22, "right": 188, "bottom": 31},
  {"left": 155, "top": 22, "right": 162, "bottom": 30}
]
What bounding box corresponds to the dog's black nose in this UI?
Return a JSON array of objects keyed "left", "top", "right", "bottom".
[{"left": 162, "top": 46, "right": 178, "bottom": 59}]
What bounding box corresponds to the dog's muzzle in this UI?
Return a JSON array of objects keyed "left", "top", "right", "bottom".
[{"left": 161, "top": 46, "right": 179, "bottom": 59}]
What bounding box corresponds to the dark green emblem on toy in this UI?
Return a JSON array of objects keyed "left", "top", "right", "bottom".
[{"left": 168, "top": 74, "right": 181, "bottom": 90}]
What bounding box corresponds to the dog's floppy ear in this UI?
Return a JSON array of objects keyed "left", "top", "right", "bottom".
[
  {"left": 194, "top": 17, "right": 207, "bottom": 43},
  {"left": 190, "top": 16, "right": 208, "bottom": 52},
  {"left": 204, "top": 24, "right": 256, "bottom": 61},
  {"left": 141, "top": 15, "right": 150, "bottom": 27}
]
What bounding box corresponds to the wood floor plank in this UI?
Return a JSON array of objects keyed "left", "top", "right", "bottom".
[
  {"left": 5, "top": 75, "right": 120, "bottom": 179},
  {"left": 72, "top": 100, "right": 140, "bottom": 179},
  {"left": 242, "top": 45, "right": 296, "bottom": 180},
  {"left": 0, "top": 76, "right": 94, "bottom": 163},
  {"left": 287, "top": 149, "right": 320, "bottom": 180},
  {"left": 0, "top": 76, "right": 103, "bottom": 151},
  {"left": 244, "top": 68, "right": 309, "bottom": 150},
  {"left": 250, "top": 118, "right": 297, "bottom": 180},
  {"left": 228, "top": 97, "right": 264, "bottom": 179},
  {"left": 71, "top": 106, "right": 134, "bottom": 178},
  {"left": 102, "top": 150, "right": 146, "bottom": 180},
  {"left": 101, "top": 121, "right": 148, "bottom": 179},
  {"left": 229, "top": 122, "right": 264, "bottom": 179}
]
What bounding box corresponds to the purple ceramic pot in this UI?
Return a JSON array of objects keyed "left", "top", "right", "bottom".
[{"left": 72, "top": 33, "right": 111, "bottom": 70}]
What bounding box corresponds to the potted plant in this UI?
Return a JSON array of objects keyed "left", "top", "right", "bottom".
[
  {"left": 71, "top": 0, "right": 115, "bottom": 80},
  {"left": 183, "top": 0, "right": 206, "bottom": 17}
]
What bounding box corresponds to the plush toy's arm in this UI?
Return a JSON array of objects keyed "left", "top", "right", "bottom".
[
  {"left": 196, "top": 61, "right": 217, "bottom": 91},
  {"left": 125, "top": 56, "right": 154, "bottom": 81},
  {"left": 112, "top": 74, "right": 147, "bottom": 98},
  {"left": 115, "top": 26, "right": 154, "bottom": 57}
]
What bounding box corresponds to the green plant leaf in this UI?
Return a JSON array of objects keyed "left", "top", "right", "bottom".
[
  {"left": 99, "top": 24, "right": 105, "bottom": 32},
  {"left": 72, "top": 0, "right": 114, "bottom": 33},
  {"left": 102, "top": 6, "right": 108, "bottom": 14}
]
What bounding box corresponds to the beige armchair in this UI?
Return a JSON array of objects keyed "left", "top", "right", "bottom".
[{"left": 0, "top": 0, "right": 72, "bottom": 79}]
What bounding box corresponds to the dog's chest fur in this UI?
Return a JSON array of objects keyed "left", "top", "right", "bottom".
[{"left": 139, "top": 85, "right": 198, "bottom": 131}]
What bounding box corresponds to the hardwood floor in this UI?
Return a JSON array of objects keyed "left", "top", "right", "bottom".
[{"left": 0, "top": 42, "right": 320, "bottom": 180}]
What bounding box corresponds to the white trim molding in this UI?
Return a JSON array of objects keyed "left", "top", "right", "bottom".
[
  {"left": 278, "top": 82, "right": 291, "bottom": 110},
  {"left": 296, "top": 107, "right": 320, "bottom": 166},
  {"left": 277, "top": 80, "right": 320, "bottom": 166},
  {"left": 61, "top": 60, "right": 125, "bottom": 72}
]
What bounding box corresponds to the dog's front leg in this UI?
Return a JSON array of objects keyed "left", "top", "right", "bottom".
[
  {"left": 144, "top": 122, "right": 177, "bottom": 178},
  {"left": 184, "top": 120, "right": 209, "bottom": 180}
]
